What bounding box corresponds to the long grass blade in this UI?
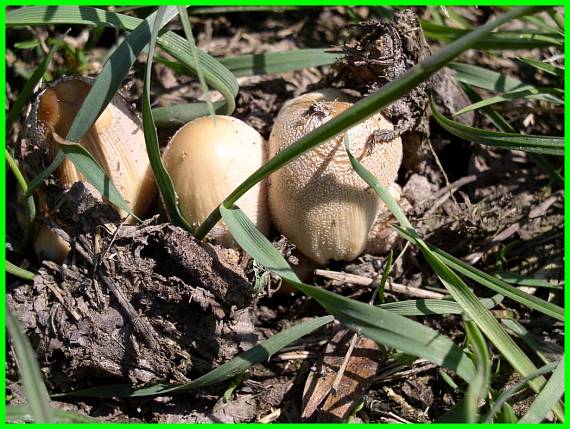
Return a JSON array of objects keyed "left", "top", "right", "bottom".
[
  {"left": 6, "top": 260, "right": 35, "bottom": 281},
  {"left": 220, "top": 205, "right": 476, "bottom": 383},
  {"left": 379, "top": 295, "right": 503, "bottom": 316},
  {"left": 483, "top": 361, "right": 559, "bottom": 423},
  {"left": 430, "top": 96, "right": 564, "bottom": 155},
  {"left": 6, "top": 149, "right": 36, "bottom": 248},
  {"left": 152, "top": 101, "right": 227, "bottom": 128},
  {"left": 142, "top": 7, "right": 191, "bottom": 230},
  {"left": 7, "top": 307, "right": 54, "bottom": 423},
  {"left": 464, "top": 320, "right": 490, "bottom": 423},
  {"left": 6, "top": 405, "right": 99, "bottom": 423},
  {"left": 516, "top": 56, "right": 564, "bottom": 78},
  {"left": 196, "top": 6, "right": 545, "bottom": 239}
]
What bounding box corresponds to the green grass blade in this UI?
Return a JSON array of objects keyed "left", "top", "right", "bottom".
[
  {"left": 343, "top": 139, "right": 563, "bottom": 421},
  {"left": 393, "top": 236, "right": 564, "bottom": 321},
  {"left": 196, "top": 6, "right": 545, "bottom": 239},
  {"left": 516, "top": 56, "right": 564, "bottom": 78},
  {"left": 152, "top": 101, "right": 227, "bottom": 128},
  {"left": 430, "top": 96, "right": 564, "bottom": 156},
  {"left": 6, "top": 260, "right": 35, "bottom": 281},
  {"left": 142, "top": 7, "right": 192, "bottom": 230},
  {"left": 218, "top": 49, "right": 343, "bottom": 77},
  {"left": 422, "top": 19, "right": 563, "bottom": 49},
  {"left": 495, "top": 272, "right": 562, "bottom": 289},
  {"left": 6, "top": 35, "right": 64, "bottom": 131},
  {"left": 177, "top": 6, "right": 215, "bottom": 118},
  {"left": 57, "top": 315, "right": 334, "bottom": 397},
  {"left": 220, "top": 205, "right": 476, "bottom": 383},
  {"left": 502, "top": 319, "right": 562, "bottom": 365},
  {"left": 483, "top": 361, "right": 559, "bottom": 423},
  {"left": 6, "top": 6, "right": 238, "bottom": 114},
  {"left": 455, "top": 86, "right": 563, "bottom": 116},
  {"left": 379, "top": 295, "right": 503, "bottom": 316},
  {"left": 7, "top": 307, "right": 54, "bottom": 423},
  {"left": 6, "top": 149, "right": 36, "bottom": 248},
  {"left": 464, "top": 320, "right": 490, "bottom": 423}
]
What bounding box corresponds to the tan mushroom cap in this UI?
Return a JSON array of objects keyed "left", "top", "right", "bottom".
[
  {"left": 268, "top": 89, "right": 402, "bottom": 264},
  {"left": 163, "top": 115, "right": 269, "bottom": 246},
  {"left": 29, "top": 77, "right": 156, "bottom": 220}
]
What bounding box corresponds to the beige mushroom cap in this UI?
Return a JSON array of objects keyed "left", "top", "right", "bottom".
[
  {"left": 28, "top": 76, "right": 156, "bottom": 220},
  {"left": 268, "top": 89, "right": 402, "bottom": 264},
  {"left": 163, "top": 115, "right": 269, "bottom": 246}
]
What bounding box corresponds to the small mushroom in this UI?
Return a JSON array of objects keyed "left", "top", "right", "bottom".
[
  {"left": 268, "top": 89, "right": 402, "bottom": 264},
  {"left": 27, "top": 76, "right": 156, "bottom": 220},
  {"left": 162, "top": 115, "right": 270, "bottom": 247}
]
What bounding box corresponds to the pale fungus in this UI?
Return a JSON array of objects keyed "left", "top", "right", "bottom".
[
  {"left": 162, "top": 115, "right": 270, "bottom": 247},
  {"left": 268, "top": 89, "right": 402, "bottom": 264},
  {"left": 28, "top": 76, "right": 156, "bottom": 220}
]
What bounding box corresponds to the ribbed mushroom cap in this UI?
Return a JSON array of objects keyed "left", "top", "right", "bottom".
[
  {"left": 268, "top": 89, "right": 402, "bottom": 264},
  {"left": 162, "top": 115, "right": 269, "bottom": 246},
  {"left": 28, "top": 76, "right": 156, "bottom": 220}
]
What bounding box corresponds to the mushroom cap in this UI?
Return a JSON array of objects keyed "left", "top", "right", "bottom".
[
  {"left": 268, "top": 89, "right": 402, "bottom": 264},
  {"left": 163, "top": 115, "right": 269, "bottom": 246},
  {"left": 28, "top": 76, "right": 156, "bottom": 220}
]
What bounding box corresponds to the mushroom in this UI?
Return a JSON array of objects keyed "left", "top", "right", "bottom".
[
  {"left": 162, "top": 115, "right": 270, "bottom": 247},
  {"left": 268, "top": 89, "right": 402, "bottom": 264},
  {"left": 27, "top": 76, "right": 156, "bottom": 220}
]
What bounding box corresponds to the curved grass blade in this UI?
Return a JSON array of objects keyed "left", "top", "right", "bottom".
[
  {"left": 392, "top": 234, "right": 564, "bottom": 322},
  {"left": 6, "top": 34, "right": 65, "bottom": 132},
  {"left": 430, "top": 96, "right": 564, "bottom": 156},
  {"left": 142, "top": 7, "right": 191, "bottom": 230},
  {"left": 454, "top": 86, "right": 563, "bottom": 116},
  {"left": 152, "top": 101, "right": 227, "bottom": 128},
  {"left": 177, "top": 6, "right": 215, "bottom": 118},
  {"left": 25, "top": 150, "right": 64, "bottom": 197},
  {"left": 464, "top": 320, "right": 490, "bottom": 423},
  {"left": 218, "top": 49, "right": 343, "bottom": 78},
  {"left": 421, "top": 20, "right": 563, "bottom": 49},
  {"left": 196, "top": 6, "right": 545, "bottom": 239},
  {"left": 7, "top": 307, "right": 54, "bottom": 423},
  {"left": 6, "top": 149, "right": 36, "bottom": 249},
  {"left": 461, "top": 83, "right": 563, "bottom": 187},
  {"left": 6, "top": 405, "right": 99, "bottom": 423},
  {"left": 343, "top": 140, "right": 564, "bottom": 421},
  {"left": 6, "top": 6, "right": 238, "bottom": 114},
  {"left": 379, "top": 295, "right": 503, "bottom": 316},
  {"left": 6, "top": 260, "right": 35, "bottom": 281},
  {"left": 57, "top": 315, "right": 334, "bottom": 397},
  {"left": 220, "top": 205, "right": 476, "bottom": 383},
  {"left": 516, "top": 56, "right": 564, "bottom": 78}
]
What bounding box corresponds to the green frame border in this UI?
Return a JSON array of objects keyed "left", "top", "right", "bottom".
[{"left": 2, "top": 2, "right": 566, "bottom": 427}]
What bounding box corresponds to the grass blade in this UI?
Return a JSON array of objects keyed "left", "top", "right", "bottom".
[
  {"left": 6, "top": 260, "right": 35, "bottom": 281},
  {"left": 177, "top": 6, "right": 215, "bottom": 118},
  {"left": 58, "top": 315, "right": 334, "bottom": 397},
  {"left": 6, "top": 35, "right": 64, "bottom": 132},
  {"left": 422, "top": 19, "right": 563, "bottom": 49},
  {"left": 196, "top": 6, "right": 545, "bottom": 239},
  {"left": 6, "top": 405, "right": 99, "bottom": 423},
  {"left": 454, "top": 86, "right": 563, "bottom": 116},
  {"left": 516, "top": 56, "right": 564, "bottom": 78},
  {"left": 142, "top": 7, "right": 191, "bottom": 230},
  {"left": 483, "top": 361, "right": 559, "bottom": 423},
  {"left": 7, "top": 307, "right": 54, "bottom": 423},
  {"left": 464, "top": 320, "right": 490, "bottom": 423},
  {"left": 152, "top": 101, "right": 227, "bottom": 128},
  {"left": 218, "top": 49, "right": 343, "bottom": 77},
  {"left": 379, "top": 295, "right": 503, "bottom": 316},
  {"left": 25, "top": 150, "right": 65, "bottom": 197},
  {"left": 343, "top": 139, "right": 564, "bottom": 421},
  {"left": 6, "top": 6, "right": 238, "bottom": 114},
  {"left": 220, "top": 205, "right": 476, "bottom": 383},
  {"left": 430, "top": 96, "right": 564, "bottom": 156}
]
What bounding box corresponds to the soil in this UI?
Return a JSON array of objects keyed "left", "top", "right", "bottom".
[{"left": 6, "top": 6, "right": 564, "bottom": 423}]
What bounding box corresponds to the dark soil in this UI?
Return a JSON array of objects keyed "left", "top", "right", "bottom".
[{"left": 6, "top": 6, "right": 564, "bottom": 423}]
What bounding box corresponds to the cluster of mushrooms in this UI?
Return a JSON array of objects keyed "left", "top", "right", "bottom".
[{"left": 29, "top": 77, "right": 403, "bottom": 265}]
